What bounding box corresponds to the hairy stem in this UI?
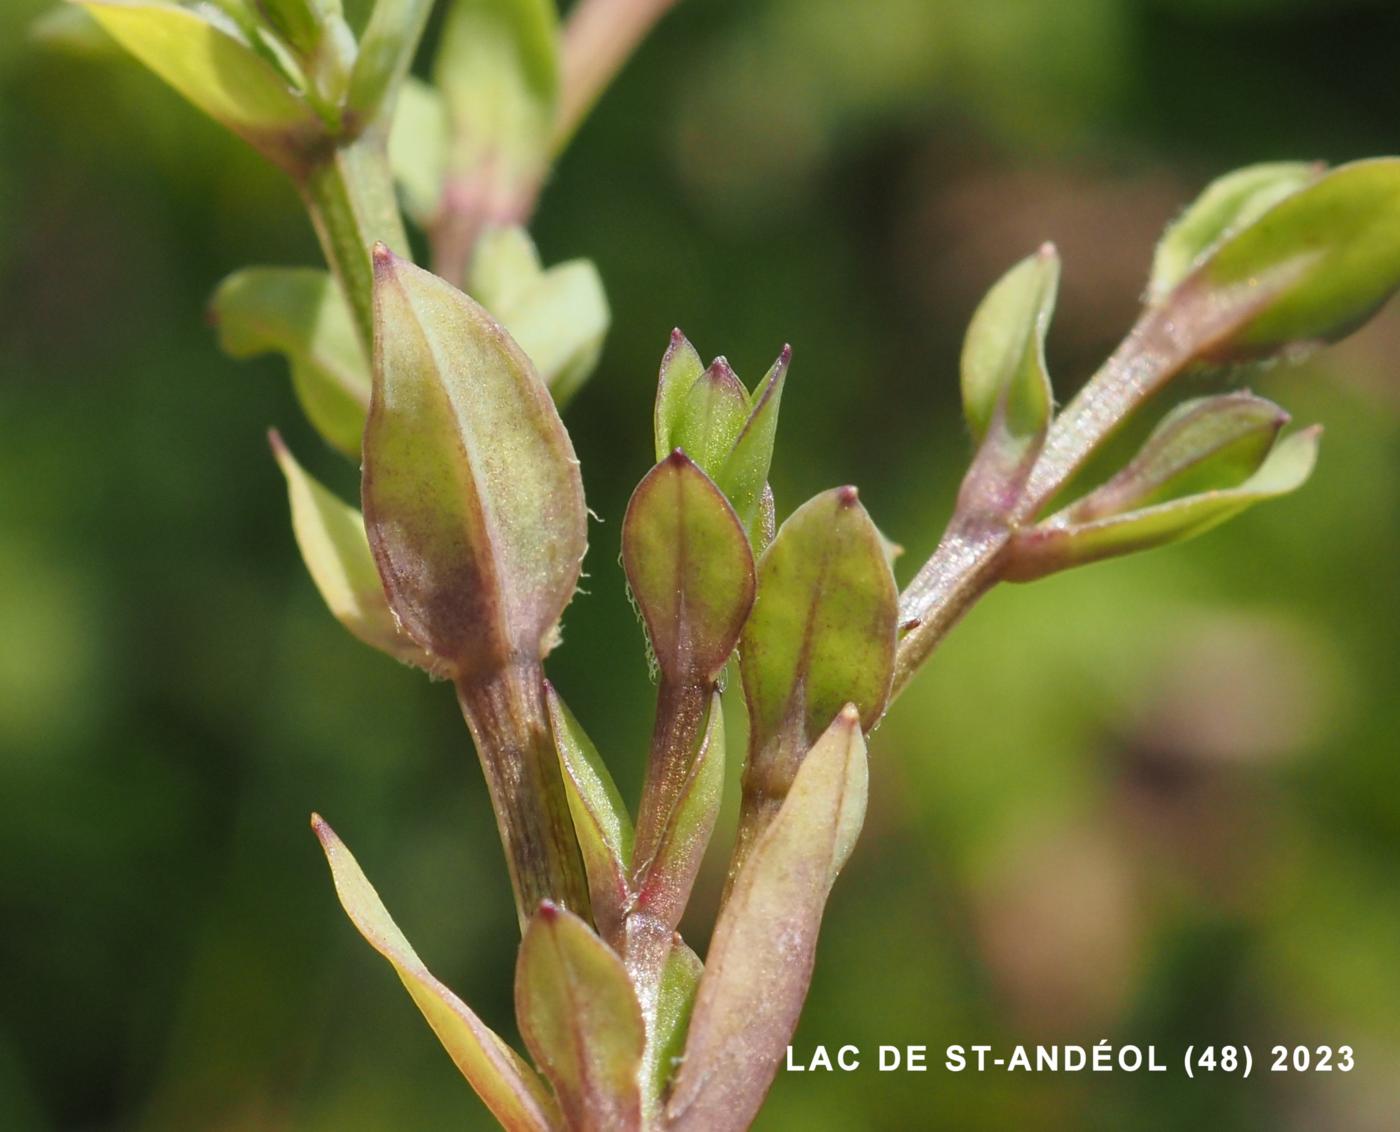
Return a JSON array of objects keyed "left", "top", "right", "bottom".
[
  {"left": 458, "top": 661, "right": 592, "bottom": 932},
  {"left": 893, "top": 302, "right": 1207, "bottom": 695}
]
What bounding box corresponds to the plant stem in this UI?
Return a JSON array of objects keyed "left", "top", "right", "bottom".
[
  {"left": 458, "top": 661, "right": 593, "bottom": 932},
  {"left": 892, "top": 302, "right": 1206, "bottom": 695},
  {"left": 554, "top": 0, "right": 680, "bottom": 152},
  {"left": 299, "top": 126, "right": 410, "bottom": 352}
]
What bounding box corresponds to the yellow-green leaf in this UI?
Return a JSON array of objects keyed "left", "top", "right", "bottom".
[
  {"left": 1149, "top": 162, "right": 1319, "bottom": 303},
  {"left": 311, "top": 814, "right": 559, "bottom": 1132},
  {"left": 213, "top": 267, "right": 369, "bottom": 457},
  {"left": 546, "top": 684, "right": 633, "bottom": 941},
  {"left": 79, "top": 0, "right": 322, "bottom": 170},
  {"left": 961, "top": 243, "right": 1058, "bottom": 447},
  {"left": 270, "top": 432, "right": 434, "bottom": 670}
]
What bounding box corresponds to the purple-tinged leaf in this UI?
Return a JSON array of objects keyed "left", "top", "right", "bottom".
[
  {"left": 311, "top": 815, "right": 559, "bottom": 1132},
  {"left": 671, "top": 357, "right": 750, "bottom": 479},
  {"left": 546, "top": 683, "right": 633, "bottom": 942},
  {"left": 665, "top": 708, "right": 867, "bottom": 1132},
  {"left": 1008, "top": 427, "right": 1321, "bottom": 581},
  {"left": 622, "top": 451, "right": 755, "bottom": 685},
  {"left": 362, "top": 245, "right": 587, "bottom": 682},
  {"left": 516, "top": 903, "right": 645, "bottom": 1132},
  {"left": 1066, "top": 392, "right": 1289, "bottom": 523}
]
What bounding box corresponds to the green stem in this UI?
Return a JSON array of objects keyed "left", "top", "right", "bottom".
[{"left": 299, "top": 126, "right": 410, "bottom": 352}]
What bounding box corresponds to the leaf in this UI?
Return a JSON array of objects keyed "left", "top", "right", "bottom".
[
  {"left": 1187, "top": 158, "right": 1400, "bottom": 360},
  {"left": 516, "top": 903, "right": 645, "bottom": 1132},
  {"left": 362, "top": 245, "right": 587, "bottom": 681},
  {"left": 311, "top": 814, "right": 559, "bottom": 1132},
  {"left": 739, "top": 488, "right": 897, "bottom": 782},
  {"left": 546, "top": 683, "right": 633, "bottom": 941},
  {"left": 665, "top": 709, "right": 867, "bottom": 1132},
  {"left": 670, "top": 358, "right": 751, "bottom": 480},
  {"left": 470, "top": 226, "right": 611, "bottom": 406},
  {"left": 632, "top": 691, "right": 725, "bottom": 932},
  {"left": 1067, "top": 392, "right": 1289, "bottom": 523},
  {"left": 346, "top": 0, "right": 434, "bottom": 122},
  {"left": 388, "top": 76, "right": 449, "bottom": 226},
  {"left": 654, "top": 330, "right": 705, "bottom": 462},
  {"left": 714, "top": 346, "right": 790, "bottom": 532},
  {"left": 647, "top": 940, "right": 702, "bottom": 1106},
  {"left": 78, "top": 0, "right": 323, "bottom": 170},
  {"left": 1149, "top": 162, "right": 1319, "bottom": 303},
  {"left": 270, "top": 432, "right": 434, "bottom": 670},
  {"left": 961, "top": 243, "right": 1058, "bottom": 448},
  {"left": 1008, "top": 427, "right": 1321, "bottom": 581},
  {"left": 212, "top": 267, "right": 369, "bottom": 457},
  {"left": 434, "top": 0, "right": 559, "bottom": 199},
  {"left": 622, "top": 452, "right": 755, "bottom": 685}
]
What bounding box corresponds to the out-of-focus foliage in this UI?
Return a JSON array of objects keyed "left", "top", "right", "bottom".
[{"left": 3, "top": 0, "right": 1399, "bottom": 1129}]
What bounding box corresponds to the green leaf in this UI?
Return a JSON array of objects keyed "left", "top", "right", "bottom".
[
  {"left": 647, "top": 940, "right": 702, "bottom": 1106},
  {"left": 1149, "top": 162, "right": 1319, "bottom": 303},
  {"left": 212, "top": 267, "right": 369, "bottom": 457},
  {"left": 1067, "top": 392, "right": 1289, "bottom": 523},
  {"left": 961, "top": 243, "right": 1058, "bottom": 446},
  {"left": 345, "top": 0, "right": 434, "bottom": 123},
  {"left": 714, "top": 346, "right": 790, "bottom": 532},
  {"left": 739, "top": 488, "right": 897, "bottom": 791},
  {"left": 388, "top": 76, "right": 449, "bottom": 227},
  {"left": 78, "top": 0, "right": 323, "bottom": 170},
  {"left": 270, "top": 432, "right": 434, "bottom": 670},
  {"left": 1188, "top": 158, "right": 1400, "bottom": 360},
  {"left": 470, "top": 226, "right": 611, "bottom": 406},
  {"left": 362, "top": 245, "right": 587, "bottom": 681},
  {"left": 666, "top": 708, "right": 867, "bottom": 1132},
  {"left": 654, "top": 330, "right": 705, "bottom": 462},
  {"left": 516, "top": 903, "right": 645, "bottom": 1132},
  {"left": 622, "top": 452, "right": 755, "bottom": 685},
  {"left": 632, "top": 691, "right": 725, "bottom": 931},
  {"left": 670, "top": 358, "right": 750, "bottom": 480},
  {"left": 546, "top": 683, "right": 633, "bottom": 941},
  {"left": 311, "top": 814, "right": 559, "bottom": 1131},
  {"left": 1009, "top": 426, "right": 1321, "bottom": 581},
  {"left": 434, "top": 0, "right": 559, "bottom": 201}
]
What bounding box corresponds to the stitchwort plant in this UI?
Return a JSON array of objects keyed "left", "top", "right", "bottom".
[{"left": 43, "top": 0, "right": 1400, "bottom": 1127}]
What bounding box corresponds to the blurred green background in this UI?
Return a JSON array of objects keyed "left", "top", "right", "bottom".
[{"left": 3, "top": 0, "right": 1399, "bottom": 1128}]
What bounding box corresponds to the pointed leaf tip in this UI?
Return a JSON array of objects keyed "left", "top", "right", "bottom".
[
  {"left": 516, "top": 904, "right": 644, "bottom": 1132},
  {"left": 364, "top": 255, "right": 586, "bottom": 679},
  {"left": 312, "top": 816, "right": 558, "bottom": 1131},
  {"left": 961, "top": 247, "right": 1058, "bottom": 447},
  {"left": 623, "top": 453, "right": 755, "bottom": 685},
  {"left": 666, "top": 711, "right": 868, "bottom": 1132}
]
